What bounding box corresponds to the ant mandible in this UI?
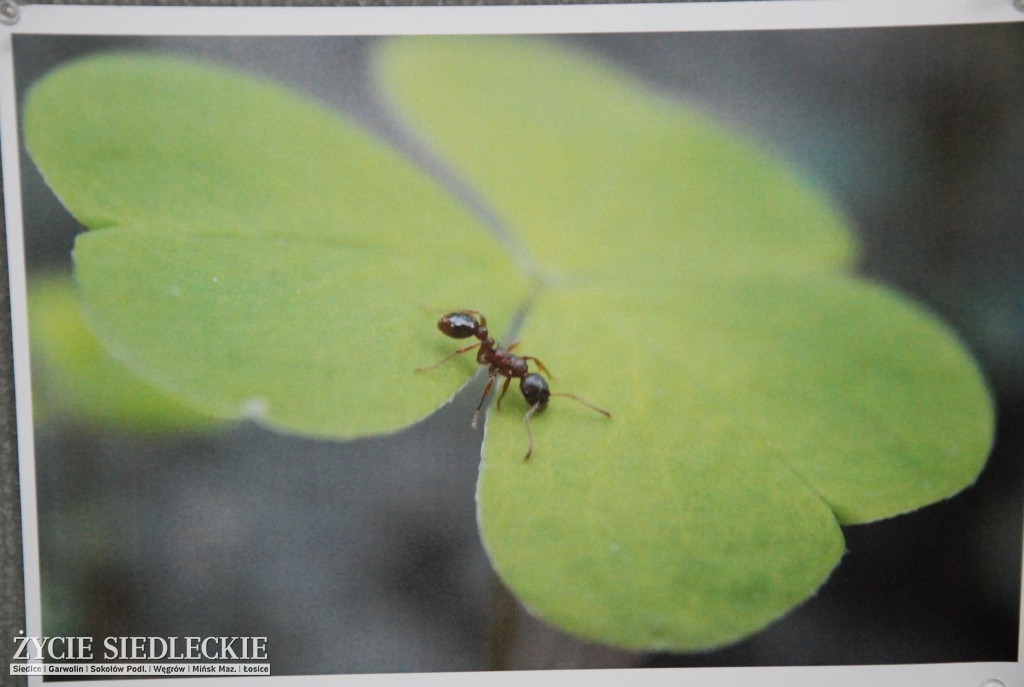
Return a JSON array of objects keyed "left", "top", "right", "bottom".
[{"left": 415, "top": 310, "right": 611, "bottom": 461}]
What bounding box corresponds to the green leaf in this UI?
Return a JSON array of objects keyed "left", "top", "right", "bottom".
[
  {"left": 478, "top": 278, "right": 991, "bottom": 649},
  {"left": 24, "top": 54, "right": 528, "bottom": 437},
  {"left": 374, "top": 36, "right": 856, "bottom": 283},
  {"left": 377, "top": 36, "right": 994, "bottom": 649},
  {"left": 27, "top": 273, "right": 221, "bottom": 432}
]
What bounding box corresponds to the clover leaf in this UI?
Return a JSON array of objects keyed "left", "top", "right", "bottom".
[
  {"left": 376, "top": 36, "right": 995, "bottom": 648},
  {"left": 23, "top": 38, "right": 994, "bottom": 652},
  {"left": 28, "top": 272, "right": 222, "bottom": 432},
  {"left": 25, "top": 53, "right": 528, "bottom": 438}
]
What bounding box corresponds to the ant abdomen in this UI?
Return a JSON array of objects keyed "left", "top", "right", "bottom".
[{"left": 438, "top": 312, "right": 481, "bottom": 339}]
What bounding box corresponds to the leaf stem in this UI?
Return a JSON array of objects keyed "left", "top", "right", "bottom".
[{"left": 484, "top": 576, "right": 519, "bottom": 671}]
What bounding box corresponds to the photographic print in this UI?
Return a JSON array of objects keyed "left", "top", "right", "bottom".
[{"left": 3, "top": 4, "right": 1022, "bottom": 682}]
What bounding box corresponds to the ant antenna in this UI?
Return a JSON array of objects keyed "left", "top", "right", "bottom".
[{"left": 550, "top": 392, "right": 611, "bottom": 418}]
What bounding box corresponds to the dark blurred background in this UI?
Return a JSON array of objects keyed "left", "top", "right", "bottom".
[{"left": 8, "top": 25, "right": 1023, "bottom": 673}]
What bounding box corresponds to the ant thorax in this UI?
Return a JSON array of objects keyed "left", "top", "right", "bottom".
[{"left": 488, "top": 349, "right": 528, "bottom": 379}]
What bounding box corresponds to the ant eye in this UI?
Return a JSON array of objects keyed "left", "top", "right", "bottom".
[
  {"left": 520, "top": 373, "right": 550, "bottom": 408},
  {"left": 439, "top": 312, "right": 479, "bottom": 339}
]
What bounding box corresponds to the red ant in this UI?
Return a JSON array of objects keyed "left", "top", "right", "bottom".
[{"left": 415, "top": 310, "right": 611, "bottom": 460}]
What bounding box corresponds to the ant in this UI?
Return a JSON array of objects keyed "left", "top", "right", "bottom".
[{"left": 415, "top": 310, "right": 611, "bottom": 461}]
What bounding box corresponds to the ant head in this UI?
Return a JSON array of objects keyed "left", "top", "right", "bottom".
[
  {"left": 520, "top": 373, "right": 550, "bottom": 410},
  {"left": 438, "top": 312, "right": 480, "bottom": 339}
]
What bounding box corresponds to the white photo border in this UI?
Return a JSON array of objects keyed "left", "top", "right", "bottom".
[{"left": 2, "top": 2, "right": 1022, "bottom": 686}]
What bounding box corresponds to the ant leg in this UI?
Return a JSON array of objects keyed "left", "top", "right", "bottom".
[
  {"left": 495, "top": 376, "right": 513, "bottom": 410},
  {"left": 523, "top": 401, "right": 543, "bottom": 461},
  {"left": 415, "top": 342, "right": 481, "bottom": 373},
  {"left": 521, "top": 356, "right": 554, "bottom": 379},
  {"left": 551, "top": 392, "right": 612, "bottom": 418},
  {"left": 471, "top": 370, "right": 497, "bottom": 429}
]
